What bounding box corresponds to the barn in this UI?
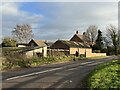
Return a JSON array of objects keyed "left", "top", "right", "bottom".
[
  {"left": 51, "top": 31, "right": 106, "bottom": 57},
  {"left": 51, "top": 40, "right": 92, "bottom": 57}
]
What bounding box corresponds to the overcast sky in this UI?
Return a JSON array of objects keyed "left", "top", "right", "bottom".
[{"left": 1, "top": 2, "right": 118, "bottom": 42}]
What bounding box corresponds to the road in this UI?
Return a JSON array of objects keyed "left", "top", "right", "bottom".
[{"left": 2, "top": 56, "right": 119, "bottom": 89}]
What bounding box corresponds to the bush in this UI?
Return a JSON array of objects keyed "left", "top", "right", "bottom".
[
  {"left": 2, "top": 47, "right": 86, "bottom": 71},
  {"left": 2, "top": 48, "right": 32, "bottom": 70}
]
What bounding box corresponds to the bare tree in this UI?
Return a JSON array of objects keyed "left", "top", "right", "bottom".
[
  {"left": 12, "top": 24, "right": 33, "bottom": 43},
  {"left": 83, "top": 25, "right": 98, "bottom": 47},
  {"left": 106, "top": 24, "right": 118, "bottom": 55}
]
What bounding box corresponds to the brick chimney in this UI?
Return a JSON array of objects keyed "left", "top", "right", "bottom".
[
  {"left": 76, "top": 31, "right": 79, "bottom": 34},
  {"left": 83, "top": 32, "right": 86, "bottom": 35}
]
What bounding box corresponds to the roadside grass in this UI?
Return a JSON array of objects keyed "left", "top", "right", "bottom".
[
  {"left": 1, "top": 47, "right": 112, "bottom": 71},
  {"left": 2, "top": 55, "right": 76, "bottom": 71},
  {"left": 87, "top": 60, "right": 120, "bottom": 88},
  {"left": 87, "top": 56, "right": 109, "bottom": 59},
  {"left": 30, "top": 56, "right": 75, "bottom": 67},
  {"left": 2, "top": 47, "right": 85, "bottom": 71}
]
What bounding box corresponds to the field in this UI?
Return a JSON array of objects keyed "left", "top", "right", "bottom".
[{"left": 88, "top": 60, "right": 120, "bottom": 88}]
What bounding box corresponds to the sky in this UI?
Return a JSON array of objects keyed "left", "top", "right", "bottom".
[{"left": 1, "top": 2, "right": 118, "bottom": 43}]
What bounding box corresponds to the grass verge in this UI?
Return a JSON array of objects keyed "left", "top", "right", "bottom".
[
  {"left": 87, "top": 56, "right": 109, "bottom": 59},
  {"left": 87, "top": 60, "right": 120, "bottom": 88}
]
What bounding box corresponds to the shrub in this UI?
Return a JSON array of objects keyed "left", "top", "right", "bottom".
[
  {"left": 2, "top": 48, "right": 32, "bottom": 70},
  {"left": 2, "top": 37, "right": 17, "bottom": 47}
]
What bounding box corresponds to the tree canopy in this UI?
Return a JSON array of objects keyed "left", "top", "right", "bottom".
[
  {"left": 93, "top": 29, "right": 104, "bottom": 50},
  {"left": 106, "top": 24, "right": 118, "bottom": 55},
  {"left": 83, "top": 25, "right": 98, "bottom": 47},
  {"left": 12, "top": 24, "right": 33, "bottom": 43}
]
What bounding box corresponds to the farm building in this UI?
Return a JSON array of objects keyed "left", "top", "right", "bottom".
[
  {"left": 51, "top": 40, "right": 92, "bottom": 57},
  {"left": 51, "top": 40, "right": 106, "bottom": 57},
  {"left": 21, "top": 39, "right": 48, "bottom": 58},
  {"left": 20, "top": 46, "right": 47, "bottom": 58},
  {"left": 28, "top": 39, "right": 47, "bottom": 47},
  {"left": 18, "top": 39, "right": 54, "bottom": 58},
  {"left": 51, "top": 31, "right": 106, "bottom": 57}
]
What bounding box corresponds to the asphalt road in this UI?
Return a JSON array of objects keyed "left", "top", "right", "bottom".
[{"left": 2, "top": 56, "right": 119, "bottom": 89}]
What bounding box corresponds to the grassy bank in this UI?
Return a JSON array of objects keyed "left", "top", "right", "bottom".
[
  {"left": 87, "top": 56, "right": 109, "bottom": 59},
  {"left": 87, "top": 60, "right": 120, "bottom": 88},
  {"left": 2, "top": 47, "right": 84, "bottom": 71},
  {"left": 2, "top": 56, "right": 72, "bottom": 71}
]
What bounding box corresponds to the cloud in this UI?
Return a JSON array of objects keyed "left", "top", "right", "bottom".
[
  {"left": 1, "top": 2, "right": 20, "bottom": 16},
  {"left": 36, "top": 2, "right": 118, "bottom": 41},
  {"left": 1, "top": 2, "right": 43, "bottom": 42},
  {"left": 1, "top": 2, "right": 118, "bottom": 43}
]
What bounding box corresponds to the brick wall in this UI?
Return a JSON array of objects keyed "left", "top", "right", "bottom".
[
  {"left": 70, "top": 48, "right": 92, "bottom": 55},
  {"left": 69, "top": 47, "right": 106, "bottom": 57},
  {"left": 70, "top": 48, "right": 79, "bottom": 54},
  {"left": 86, "top": 53, "right": 106, "bottom": 57}
]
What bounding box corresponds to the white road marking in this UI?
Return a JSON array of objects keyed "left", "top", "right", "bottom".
[
  {"left": 80, "top": 61, "right": 95, "bottom": 65},
  {"left": 6, "top": 61, "right": 96, "bottom": 81},
  {"left": 6, "top": 67, "right": 62, "bottom": 81},
  {"left": 87, "top": 62, "right": 103, "bottom": 66},
  {"left": 67, "top": 67, "right": 78, "bottom": 71}
]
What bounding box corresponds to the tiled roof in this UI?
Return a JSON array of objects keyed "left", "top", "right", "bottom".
[
  {"left": 59, "top": 40, "right": 90, "bottom": 48},
  {"left": 32, "top": 39, "right": 47, "bottom": 47},
  {"left": 75, "top": 34, "right": 84, "bottom": 40}
]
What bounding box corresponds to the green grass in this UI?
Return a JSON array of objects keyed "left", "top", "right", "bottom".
[
  {"left": 30, "top": 56, "right": 75, "bottom": 67},
  {"left": 2, "top": 55, "right": 76, "bottom": 71},
  {"left": 87, "top": 56, "right": 109, "bottom": 59},
  {"left": 87, "top": 60, "right": 120, "bottom": 88}
]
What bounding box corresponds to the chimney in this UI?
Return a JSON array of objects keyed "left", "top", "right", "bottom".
[
  {"left": 76, "top": 31, "right": 79, "bottom": 34},
  {"left": 83, "top": 32, "right": 86, "bottom": 35}
]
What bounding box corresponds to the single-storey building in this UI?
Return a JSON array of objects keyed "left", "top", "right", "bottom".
[
  {"left": 51, "top": 31, "right": 106, "bottom": 57},
  {"left": 51, "top": 40, "right": 106, "bottom": 57},
  {"left": 20, "top": 46, "right": 47, "bottom": 58},
  {"left": 23, "top": 39, "right": 48, "bottom": 57},
  {"left": 28, "top": 39, "right": 47, "bottom": 47},
  {"left": 51, "top": 40, "right": 91, "bottom": 56}
]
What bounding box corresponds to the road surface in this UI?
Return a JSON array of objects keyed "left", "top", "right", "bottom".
[{"left": 2, "top": 56, "right": 119, "bottom": 89}]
